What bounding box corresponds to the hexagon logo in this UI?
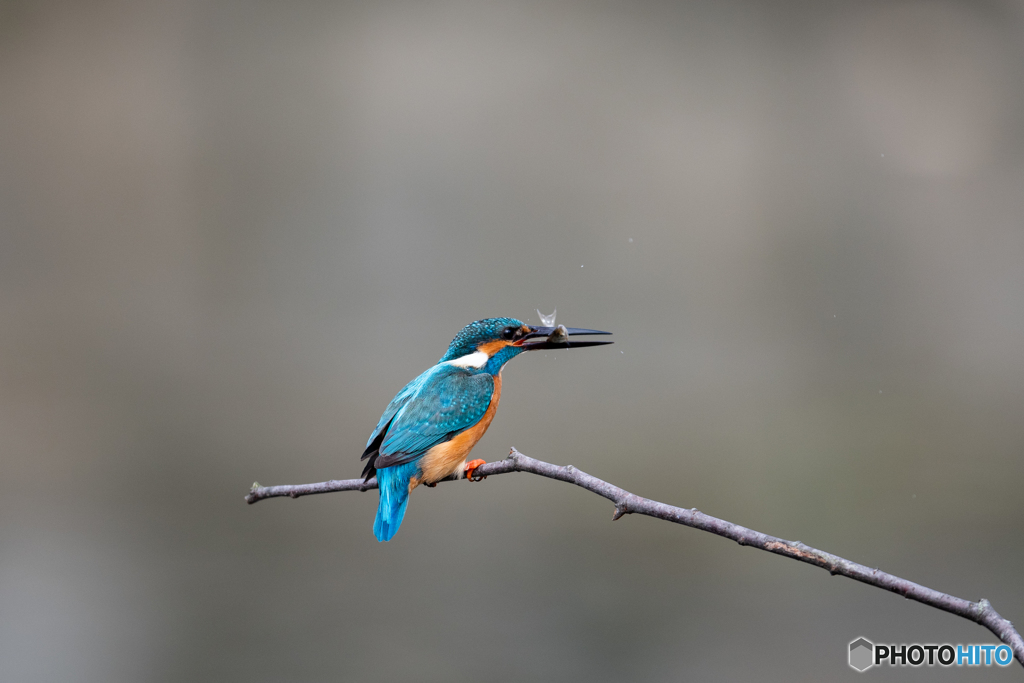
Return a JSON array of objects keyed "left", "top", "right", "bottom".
[{"left": 849, "top": 637, "right": 874, "bottom": 672}]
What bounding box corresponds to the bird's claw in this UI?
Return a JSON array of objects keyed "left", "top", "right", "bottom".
[{"left": 465, "top": 459, "right": 487, "bottom": 482}]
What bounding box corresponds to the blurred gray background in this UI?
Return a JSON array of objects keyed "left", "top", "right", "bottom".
[{"left": 2, "top": 0, "right": 1023, "bottom": 680}]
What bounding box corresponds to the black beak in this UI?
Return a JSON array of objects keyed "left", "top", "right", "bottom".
[{"left": 518, "top": 326, "right": 613, "bottom": 350}]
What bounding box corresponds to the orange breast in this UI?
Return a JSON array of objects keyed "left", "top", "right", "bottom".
[{"left": 415, "top": 372, "right": 502, "bottom": 487}]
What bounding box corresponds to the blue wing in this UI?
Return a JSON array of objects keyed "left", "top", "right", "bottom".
[
  {"left": 364, "top": 376, "right": 421, "bottom": 451},
  {"left": 360, "top": 369, "right": 427, "bottom": 479},
  {"left": 365, "top": 364, "right": 494, "bottom": 472}
]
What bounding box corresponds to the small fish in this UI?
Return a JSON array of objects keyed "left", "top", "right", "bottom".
[
  {"left": 537, "top": 309, "right": 556, "bottom": 327},
  {"left": 547, "top": 324, "right": 570, "bottom": 345}
]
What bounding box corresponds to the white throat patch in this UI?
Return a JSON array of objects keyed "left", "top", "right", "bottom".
[{"left": 443, "top": 351, "right": 489, "bottom": 369}]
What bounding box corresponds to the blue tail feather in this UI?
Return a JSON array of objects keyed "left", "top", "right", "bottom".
[{"left": 373, "top": 462, "right": 419, "bottom": 542}]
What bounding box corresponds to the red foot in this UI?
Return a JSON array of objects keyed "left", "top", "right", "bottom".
[{"left": 465, "top": 459, "right": 487, "bottom": 482}]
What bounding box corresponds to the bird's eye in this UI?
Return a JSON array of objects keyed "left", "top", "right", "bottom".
[{"left": 501, "top": 327, "right": 516, "bottom": 340}]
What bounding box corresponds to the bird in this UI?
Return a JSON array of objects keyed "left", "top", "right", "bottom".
[{"left": 360, "top": 317, "right": 612, "bottom": 541}]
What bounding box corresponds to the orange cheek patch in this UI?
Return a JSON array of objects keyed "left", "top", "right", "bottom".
[{"left": 476, "top": 339, "right": 510, "bottom": 356}]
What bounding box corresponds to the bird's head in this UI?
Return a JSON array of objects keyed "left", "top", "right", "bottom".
[{"left": 439, "top": 317, "right": 612, "bottom": 371}]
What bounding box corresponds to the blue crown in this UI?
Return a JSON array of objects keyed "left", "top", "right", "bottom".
[{"left": 440, "top": 318, "right": 524, "bottom": 362}]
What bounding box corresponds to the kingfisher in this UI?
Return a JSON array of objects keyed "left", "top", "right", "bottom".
[{"left": 361, "top": 317, "right": 612, "bottom": 541}]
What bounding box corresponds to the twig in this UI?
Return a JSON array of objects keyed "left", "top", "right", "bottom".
[{"left": 245, "top": 447, "right": 1023, "bottom": 667}]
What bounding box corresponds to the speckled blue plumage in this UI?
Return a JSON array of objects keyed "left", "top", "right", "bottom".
[
  {"left": 365, "top": 365, "right": 495, "bottom": 468},
  {"left": 365, "top": 318, "right": 529, "bottom": 542}
]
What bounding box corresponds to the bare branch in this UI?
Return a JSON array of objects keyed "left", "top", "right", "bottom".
[{"left": 245, "top": 447, "right": 1024, "bottom": 667}]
